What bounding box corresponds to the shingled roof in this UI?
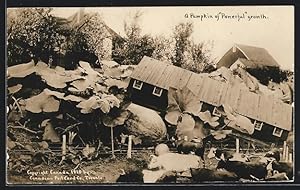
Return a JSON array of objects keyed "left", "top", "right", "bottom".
[
  {"left": 217, "top": 44, "right": 280, "bottom": 69},
  {"left": 130, "top": 56, "right": 292, "bottom": 131}
]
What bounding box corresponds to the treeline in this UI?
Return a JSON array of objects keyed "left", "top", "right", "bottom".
[{"left": 7, "top": 8, "right": 216, "bottom": 73}]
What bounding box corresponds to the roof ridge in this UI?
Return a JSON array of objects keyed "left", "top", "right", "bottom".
[{"left": 235, "top": 43, "right": 266, "bottom": 50}]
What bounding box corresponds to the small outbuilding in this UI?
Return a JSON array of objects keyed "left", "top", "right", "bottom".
[{"left": 128, "top": 56, "right": 292, "bottom": 142}]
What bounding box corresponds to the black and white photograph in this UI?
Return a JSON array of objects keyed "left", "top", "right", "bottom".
[{"left": 6, "top": 6, "right": 294, "bottom": 184}]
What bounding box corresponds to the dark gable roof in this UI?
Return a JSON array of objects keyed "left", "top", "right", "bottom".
[
  {"left": 130, "top": 56, "right": 292, "bottom": 131},
  {"left": 235, "top": 44, "right": 280, "bottom": 68},
  {"left": 217, "top": 44, "right": 280, "bottom": 69}
]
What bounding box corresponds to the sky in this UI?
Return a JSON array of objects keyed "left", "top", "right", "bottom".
[{"left": 49, "top": 6, "right": 294, "bottom": 71}]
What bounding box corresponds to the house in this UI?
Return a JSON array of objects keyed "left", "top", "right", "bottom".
[
  {"left": 217, "top": 44, "right": 280, "bottom": 69},
  {"left": 128, "top": 56, "right": 293, "bottom": 142},
  {"left": 66, "top": 8, "right": 125, "bottom": 61}
]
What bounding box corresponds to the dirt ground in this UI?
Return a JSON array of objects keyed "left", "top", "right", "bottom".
[
  {"left": 7, "top": 149, "right": 267, "bottom": 185},
  {"left": 7, "top": 151, "right": 152, "bottom": 184}
]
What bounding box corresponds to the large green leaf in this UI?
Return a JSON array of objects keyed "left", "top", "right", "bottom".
[
  {"left": 41, "top": 119, "right": 60, "bottom": 143},
  {"left": 176, "top": 114, "right": 196, "bottom": 139},
  {"left": 176, "top": 114, "right": 195, "bottom": 131},
  {"left": 176, "top": 118, "right": 211, "bottom": 141},
  {"left": 97, "top": 99, "right": 111, "bottom": 113},
  {"left": 76, "top": 94, "right": 119, "bottom": 114},
  {"left": 102, "top": 110, "right": 130, "bottom": 128},
  {"left": 197, "top": 110, "right": 219, "bottom": 128},
  {"left": 120, "top": 69, "right": 133, "bottom": 78},
  {"left": 165, "top": 110, "right": 181, "bottom": 125},
  {"left": 7, "top": 60, "right": 35, "bottom": 79},
  {"left": 25, "top": 89, "right": 64, "bottom": 113},
  {"left": 165, "top": 87, "right": 202, "bottom": 125},
  {"left": 232, "top": 114, "right": 255, "bottom": 135},
  {"left": 104, "top": 67, "right": 123, "bottom": 79},
  {"left": 8, "top": 61, "right": 85, "bottom": 89},
  {"left": 223, "top": 104, "right": 236, "bottom": 121},
  {"left": 63, "top": 95, "right": 86, "bottom": 102},
  {"left": 76, "top": 96, "right": 103, "bottom": 114},
  {"left": 235, "top": 67, "right": 259, "bottom": 92},
  {"left": 165, "top": 87, "right": 181, "bottom": 125},
  {"left": 36, "top": 63, "right": 83, "bottom": 89},
  {"left": 193, "top": 119, "right": 211, "bottom": 139},
  {"left": 8, "top": 84, "right": 22, "bottom": 94},
  {"left": 101, "top": 94, "right": 120, "bottom": 108},
  {"left": 211, "top": 130, "right": 232, "bottom": 140},
  {"left": 95, "top": 83, "right": 108, "bottom": 94},
  {"left": 69, "top": 78, "right": 93, "bottom": 92},
  {"left": 79, "top": 61, "right": 101, "bottom": 78},
  {"left": 170, "top": 87, "right": 202, "bottom": 115},
  {"left": 119, "top": 65, "right": 136, "bottom": 72},
  {"left": 101, "top": 60, "right": 119, "bottom": 69},
  {"left": 69, "top": 61, "right": 103, "bottom": 92},
  {"left": 105, "top": 78, "right": 129, "bottom": 89},
  {"left": 223, "top": 104, "right": 254, "bottom": 135}
]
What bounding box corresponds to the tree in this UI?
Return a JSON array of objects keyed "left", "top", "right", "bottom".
[
  {"left": 60, "top": 12, "right": 112, "bottom": 69},
  {"left": 112, "top": 11, "right": 155, "bottom": 65},
  {"left": 171, "top": 22, "right": 193, "bottom": 67},
  {"left": 170, "top": 22, "right": 216, "bottom": 73},
  {"left": 7, "top": 8, "right": 70, "bottom": 66},
  {"left": 151, "top": 35, "right": 174, "bottom": 63},
  {"left": 7, "top": 8, "right": 113, "bottom": 69},
  {"left": 183, "top": 41, "right": 216, "bottom": 73},
  {"left": 73, "top": 12, "right": 112, "bottom": 60}
]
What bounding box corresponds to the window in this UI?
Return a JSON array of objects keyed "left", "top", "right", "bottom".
[
  {"left": 254, "top": 120, "right": 263, "bottom": 131},
  {"left": 152, "top": 87, "right": 163, "bottom": 97},
  {"left": 133, "top": 80, "right": 143, "bottom": 90},
  {"left": 212, "top": 107, "right": 222, "bottom": 117},
  {"left": 272, "top": 127, "right": 283, "bottom": 137}
]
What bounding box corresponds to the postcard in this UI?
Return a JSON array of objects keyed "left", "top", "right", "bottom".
[{"left": 6, "top": 6, "right": 294, "bottom": 184}]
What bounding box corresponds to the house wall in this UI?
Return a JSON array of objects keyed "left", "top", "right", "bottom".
[
  {"left": 230, "top": 59, "right": 246, "bottom": 70},
  {"left": 252, "top": 123, "right": 289, "bottom": 143},
  {"left": 201, "top": 103, "right": 289, "bottom": 143},
  {"left": 128, "top": 79, "right": 168, "bottom": 112},
  {"left": 217, "top": 47, "right": 247, "bottom": 68},
  {"left": 128, "top": 79, "right": 290, "bottom": 143}
]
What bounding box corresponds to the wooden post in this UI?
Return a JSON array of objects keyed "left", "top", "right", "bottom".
[
  {"left": 127, "top": 135, "right": 132, "bottom": 159},
  {"left": 62, "top": 135, "right": 66, "bottom": 156},
  {"left": 111, "top": 127, "right": 115, "bottom": 159},
  {"left": 236, "top": 138, "right": 240, "bottom": 154},
  {"left": 246, "top": 142, "right": 250, "bottom": 154},
  {"left": 288, "top": 153, "right": 293, "bottom": 163},
  {"left": 285, "top": 146, "right": 289, "bottom": 162},
  {"left": 283, "top": 141, "right": 287, "bottom": 162},
  {"left": 58, "top": 135, "right": 67, "bottom": 165}
]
